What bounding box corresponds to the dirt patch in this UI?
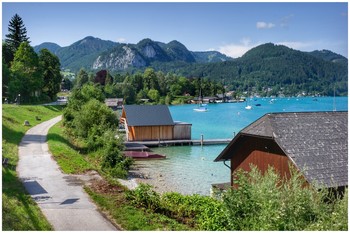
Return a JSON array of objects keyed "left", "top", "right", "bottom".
[{"left": 90, "top": 179, "right": 125, "bottom": 194}]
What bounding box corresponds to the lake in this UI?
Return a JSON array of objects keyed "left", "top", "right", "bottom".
[{"left": 134, "top": 97, "right": 348, "bottom": 195}]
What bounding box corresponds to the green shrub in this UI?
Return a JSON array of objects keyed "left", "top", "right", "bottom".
[
  {"left": 223, "top": 165, "right": 348, "bottom": 231},
  {"left": 127, "top": 165, "right": 347, "bottom": 231},
  {"left": 62, "top": 83, "right": 132, "bottom": 179},
  {"left": 100, "top": 130, "right": 133, "bottom": 178},
  {"left": 126, "top": 184, "right": 161, "bottom": 211}
]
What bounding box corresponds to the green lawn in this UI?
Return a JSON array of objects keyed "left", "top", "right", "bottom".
[{"left": 2, "top": 104, "right": 63, "bottom": 231}]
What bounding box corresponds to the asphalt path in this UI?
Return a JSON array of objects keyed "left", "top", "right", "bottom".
[{"left": 17, "top": 116, "right": 118, "bottom": 231}]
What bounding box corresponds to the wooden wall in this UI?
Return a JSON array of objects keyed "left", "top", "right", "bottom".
[
  {"left": 174, "top": 124, "right": 191, "bottom": 140},
  {"left": 230, "top": 136, "right": 291, "bottom": 186},
  {"left": 128, "top": 125, "right": 174, "bottom": 141}
]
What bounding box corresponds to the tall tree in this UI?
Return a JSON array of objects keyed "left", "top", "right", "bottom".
[
  {"left": 38, "top": 49, "right": 62, "bottom": 100},
  {"left": 9, "top": 42, "right": 42, "bottom": 103},
  {"left": 5, "top": 14, "right": 30, "bottom": 58}
]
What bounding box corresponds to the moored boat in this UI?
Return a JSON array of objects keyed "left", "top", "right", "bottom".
[{"left": 123, "top": 151, "right": 166, "bottom": 159}]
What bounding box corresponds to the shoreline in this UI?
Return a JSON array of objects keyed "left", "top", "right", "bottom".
[{"left": 121, "top": 164, "right": 179, "bottom": 194}]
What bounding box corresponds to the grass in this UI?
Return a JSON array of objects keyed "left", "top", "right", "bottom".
[
  {"left": 47, "top": 123, "right": 94, "bottom": 173},
  {"left": 47, "top": 121, "right": 191, "bottom": 230},
  {"left": 85, "top": 187, "right": 190, "bottom": 230},
  {"left": 2, "top": 104, "right": 63, "bottom": 230}
]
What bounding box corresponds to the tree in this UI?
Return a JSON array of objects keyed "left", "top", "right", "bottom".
[
  {"left": 9, "top": 42, "right": 42, "bottom": 103},
  {"left": 5, "top": 14, "right": 30, "bottom": 59},
  {"left": 61, "top": 77, "right": 72, "bottom": 91},
  {"left": 2, "top": 62, "right": 11, "bottom": 98},
  {"left": 75, "top": 69, "right": 89, "bottom": 88},
  {"left": 2, "top": 42, "right": 14, "bottom": 67},
  {"left": 38, "top": 49, "right": 62, "bottom": 100},
  {"left": 147, "top": 89, "right": 160, "bottom": 102}
]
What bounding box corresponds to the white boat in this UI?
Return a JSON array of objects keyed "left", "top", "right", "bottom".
[
  {"left": 245, "top": 105, "right": 252, "bottom": 110},
  {"left": 194, "top": 88, "right": 208, "bottom": 112},
  {"left": 193, "top": 106, "right": 208, "bottom": 112},
  {"left": 245, "top": 97, "right": 252, "bottom": 110}
]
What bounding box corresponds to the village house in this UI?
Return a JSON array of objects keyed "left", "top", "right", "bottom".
[
  {"left": 214, "top": 111, "right": 348, "bottom": 191},
  {"left": 104, "top": 98, "right": 123, "bottom": 111},
  {"left": 120, "top": 105, "right": 191, "bottom": 141}
]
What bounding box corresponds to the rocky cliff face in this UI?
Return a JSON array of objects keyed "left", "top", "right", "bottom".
[
  {"left": 93, "top": 45, "right": 147, "bottom": 70},
  {"left": 34, "top": 36, "right": 234, "bottom": 72}
]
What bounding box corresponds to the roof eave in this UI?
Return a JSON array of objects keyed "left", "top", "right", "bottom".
[{"left": 214, "top": 133, "right": 274, "bottom": 162}]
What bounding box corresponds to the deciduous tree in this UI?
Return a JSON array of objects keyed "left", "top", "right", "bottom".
[
  {"left": 39, "top": 49, "right": 62, "bottom": 100},
  {"left": 9, "top": 42, "right": 42, "bottom": 103}
]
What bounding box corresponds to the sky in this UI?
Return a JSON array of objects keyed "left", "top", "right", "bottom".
[{"left": 1, "top": 1, "right": 348, "bottom": 58}]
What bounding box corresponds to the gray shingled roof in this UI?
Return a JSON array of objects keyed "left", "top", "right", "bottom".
[
  {"left": 123, "top": 105, "right": 174, "bottom": 126},
  {"left": 215, "top": 111, "right": 348, "bottom": 188}
]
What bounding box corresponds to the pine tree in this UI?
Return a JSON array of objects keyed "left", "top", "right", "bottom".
[{"left": 5, "top": 14, "right": 30, "bottom": 54}]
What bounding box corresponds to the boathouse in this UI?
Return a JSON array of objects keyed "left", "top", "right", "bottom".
[
  {"left": 121, "top": 105, "right": 191, "bottom": 141},
  {"left": 214, "top": 111, "right": 348, "bottom": 190}
]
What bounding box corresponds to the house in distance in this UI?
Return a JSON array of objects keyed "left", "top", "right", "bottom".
[
  {"left": 214, "top": 111, "right": 348, "bottom": 192},
  {"left": 120, "top": 105, "right": 191, "bottom": 142}
]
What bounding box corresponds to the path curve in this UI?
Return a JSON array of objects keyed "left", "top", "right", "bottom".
[{"left": 17, "top": 116, "right": 118, "bottom": 231}]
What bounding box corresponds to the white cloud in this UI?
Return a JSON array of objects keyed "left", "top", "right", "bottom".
[
  {"left": 280, "top": 14, "right": 294, "bottom": 28},
  {"left": 218, "top": 38, "right": 260, "bottom": 58},
  {"left": 256, "top": 21, "right": 275, "bottom": 29}
]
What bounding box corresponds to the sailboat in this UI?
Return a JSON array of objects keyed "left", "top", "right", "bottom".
[
  {"left": 245, "top": 100, "right": 252, "bottom": 110},
  {"left": 245, "top": 89, "right": 252, "bottom": 110},
  {"left": 193, "top": 88, "right": 208, "bottom": 112}
]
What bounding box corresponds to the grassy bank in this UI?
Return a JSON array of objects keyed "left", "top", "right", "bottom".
[
  {"left": 2, "top": 104, "right": 63, "bottom": 230},
  {"left": 47, "top": 121, "right": 190, "bottom": 230}
]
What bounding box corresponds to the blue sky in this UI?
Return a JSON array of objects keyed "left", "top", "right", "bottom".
[{"left": 2, "top": 2, "right": 348, "bottom": 58}]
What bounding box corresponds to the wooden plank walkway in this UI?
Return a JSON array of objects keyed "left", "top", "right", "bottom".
[{"left": 130, "top": 138, "right": 232, "bottom": 147}]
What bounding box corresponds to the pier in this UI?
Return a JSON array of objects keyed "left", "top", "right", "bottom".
[{"left": 126, "top": 138, "right": 232, "bottom": 148}]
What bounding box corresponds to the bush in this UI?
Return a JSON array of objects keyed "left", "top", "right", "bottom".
[
  {"left": 62, "top": 83, "right": 132, "bottom": 179},
  {"left": 126, "top": 184, "right": 161, "bottom": 211},
  {"left": 127, "top": 165, "right": 348, "bottom": 231},
  {"left": 100, "top": 130, "right": 133, "bottom": 178},
  {"left": 223, "top": 165, "right": 348, "bottom": 231},
  {"left": 73, "top": 99, "right": 118, "bottom": 142}
]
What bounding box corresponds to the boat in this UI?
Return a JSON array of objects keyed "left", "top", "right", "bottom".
[
  {"left": 244, "top": 86, "right": 252, "bottom": 110},
  {"left": 123, "top": 151, "right": 166, "bottom": 159},
  {"left": 245, "top": 97, "right": 252, "bottom": 110},
  {"left": 255, "top": 103, "right": 261, "bottom": 106},
  {"left": 245, "top": 105, "right": 252, "bottom": 110},
  {"left": 193, "top": 88, "right": 208, "bottom": 112},
  {"left": 194, "top": 106, "right": 208, "bottom": 112}
]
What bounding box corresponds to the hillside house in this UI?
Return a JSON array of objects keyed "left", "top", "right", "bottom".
[
  {"left": 105, "top": 98, "right": 123, "bottom": 111},
  {"left": 214, "top": 111, "right": 348, "bottom": 191},
  {"left": 120, "top": 105, "right": 191, "bottom": 141}
]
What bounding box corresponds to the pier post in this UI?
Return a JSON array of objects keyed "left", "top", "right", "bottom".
[{"left": 201, "top": 134, "right": 204, "bottom": 146}]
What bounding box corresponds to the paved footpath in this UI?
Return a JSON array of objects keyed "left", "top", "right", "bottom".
[{"left": 17, "top": 116, "right": 118, "bottom": 231}]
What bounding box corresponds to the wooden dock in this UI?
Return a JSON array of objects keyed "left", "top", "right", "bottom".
[{"left": 129, "top": 138, "right": 232, "bottom": 147}]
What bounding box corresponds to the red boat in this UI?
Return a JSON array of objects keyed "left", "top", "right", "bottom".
[{"left": 123, "top": 151, "right": 166, "bottom": 159}]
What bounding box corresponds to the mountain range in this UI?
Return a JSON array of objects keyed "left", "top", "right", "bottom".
[
  {"left": 34, "top": 36, "right": 233, "bottom": 72},
  {"left": 34, "top": 36, "right": 348, "bottom": 96}
]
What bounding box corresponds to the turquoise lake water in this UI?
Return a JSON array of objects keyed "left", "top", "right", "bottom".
[{"left": 135, "top": 97, "right": 348, "bottom": 195}]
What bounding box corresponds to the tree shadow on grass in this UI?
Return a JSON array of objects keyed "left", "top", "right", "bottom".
[
  {"left": 2, "top": 124, "right": 24, "bottom": 145},
  {"left": 2, "top": 167, "right": 52, "bottom": 230},
  {"left": 47, "top": 132, "right": 88, "bottom": 155},
  {"left": 43, "top": 105, "right": 64, "bottom": 112}
]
